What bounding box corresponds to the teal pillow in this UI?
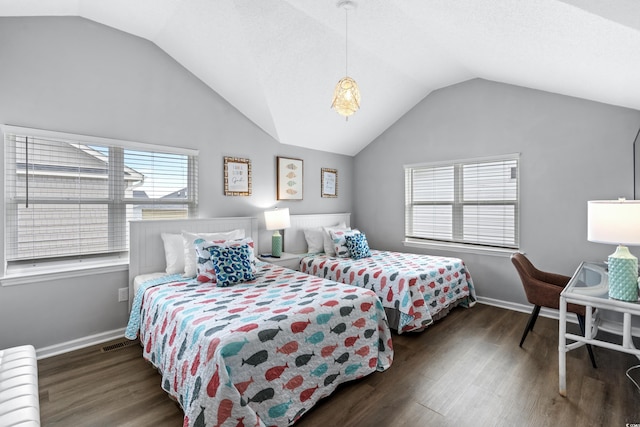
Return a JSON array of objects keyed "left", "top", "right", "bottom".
[
  {"left": 345, "top": 233, "right": 371, "bottom": 260},
  {"left": 212, "top": 244, "right": 255, "bottom": 287}
]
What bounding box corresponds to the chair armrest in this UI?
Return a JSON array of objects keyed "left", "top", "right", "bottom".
[
  {"left": 537, "top": 270, "right": 570, "bottom": 287},
  {"left": 522, "top": 277, "right": 566, "bottom": 310}
]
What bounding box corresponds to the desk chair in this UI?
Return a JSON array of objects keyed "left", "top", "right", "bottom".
[{"left": 511, "top": 252, "right": 597, "bottom": 368}]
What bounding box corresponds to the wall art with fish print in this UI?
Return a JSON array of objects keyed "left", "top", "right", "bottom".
[{"left": 277, "top": 156, "right": 303, "bottom": 200}]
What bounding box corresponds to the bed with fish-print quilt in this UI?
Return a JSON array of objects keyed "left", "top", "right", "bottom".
[
  {"left": 299, "top": 250, "right": 477, "bottom": 334},
  {"left": 125, "top": 261, "right": 394, "bottom": 427}
]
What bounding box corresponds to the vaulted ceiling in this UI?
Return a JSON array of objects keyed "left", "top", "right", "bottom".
[{"left": 3, "top": 0, "right": 640, "bottom": 155}]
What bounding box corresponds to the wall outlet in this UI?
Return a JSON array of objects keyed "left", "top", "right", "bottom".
[{"left": 118, "top": 287, "right": 129, "bottom": 302}]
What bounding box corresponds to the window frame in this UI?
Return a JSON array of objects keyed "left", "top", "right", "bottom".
[
  {"left": 1, "top": 125, "right": 198, "bottom": 280},
  {"left": 404, "top": 153, "right": 520, "bottom": 254}
]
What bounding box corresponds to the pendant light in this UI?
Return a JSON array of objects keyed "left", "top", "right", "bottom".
[{"left": 331, "top": 0, "right": 360, "bottom": 120}]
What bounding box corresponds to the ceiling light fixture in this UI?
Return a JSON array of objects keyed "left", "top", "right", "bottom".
[{"left": 331, "top": 0, "right": 360, "bottom": 120}]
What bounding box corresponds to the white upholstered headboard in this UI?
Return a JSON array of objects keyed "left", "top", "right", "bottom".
[
  {"left": 128, "top": 217, "right": 258, "bottom": 303},
  {"left": 284, "top": 213, "right": 351, "bottom": 254}
]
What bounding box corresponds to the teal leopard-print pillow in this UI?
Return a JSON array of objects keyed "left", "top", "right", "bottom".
[
  {"left": 195, "top": 237, "right": 256, "bottom": 283},
  {"left": 211, "top": 244, "right": 255, "bottom": 287},
  {"left": 345, "top": 233, "right": 371, "bottom": 260}
]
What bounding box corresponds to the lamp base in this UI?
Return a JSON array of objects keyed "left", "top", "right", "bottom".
[
  {"left": 608, "top": 245, "right": 639, "bottom": 302},
  {"left": 271, "top": 231, "right": 282, "bottom": 258}
]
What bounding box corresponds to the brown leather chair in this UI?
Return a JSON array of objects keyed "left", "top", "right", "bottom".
[{"left": 511, "top": 252, "right": 597, "bottom": 368}]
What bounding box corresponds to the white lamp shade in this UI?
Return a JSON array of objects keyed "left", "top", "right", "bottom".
[
  {"left": 264, "top": 208, "right": 291, "bottom": 231},
  {"left": 587, "top": 200, "right": 640, "bottom": 245}
]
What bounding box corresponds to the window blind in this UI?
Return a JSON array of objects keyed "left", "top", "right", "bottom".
[
  {"left": 405, "top": 155, "right": 519, "bottom": 249},
  {"left": 4, "top": 127, "right": 198, "bottom": 265}
]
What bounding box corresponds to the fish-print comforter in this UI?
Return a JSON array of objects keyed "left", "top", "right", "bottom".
[
  {"left": 300, "top": 250, "right": 476, "bottom": 333},
  {"left": 126, "top": 262, "right": 393, "bottom": 427}
]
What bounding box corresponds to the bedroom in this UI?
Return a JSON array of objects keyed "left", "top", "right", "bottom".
[{"left": 1, "top": 1, "right": 640, "bottom": 426}]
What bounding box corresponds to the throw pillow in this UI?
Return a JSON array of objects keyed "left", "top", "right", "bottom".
[
  {"left": 329, "top": 229, "right": 361, "bottom": 258},
  {"left": 345, "top": 232, "right": 372, "bottom": 260},
  {"left": 322, "top": 222, "right": 349, "bottom": 255},
  {"left": 194, "top": 237, "right": 257, "bottom": 283},
  {"left": 212, "top": 244, "right": 255, "bottom": 287},
  {"left": 182, "top": 229, "right": 245, "bottom": 277}
]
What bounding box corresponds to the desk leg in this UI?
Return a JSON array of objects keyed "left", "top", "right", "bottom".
[{"left": 559, "top": 294, "right": 567, "bottom": 397}]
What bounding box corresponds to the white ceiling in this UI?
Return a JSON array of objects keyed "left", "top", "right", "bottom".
[{"left": 2, "top": 0, "right": 640, "bottom": 155}]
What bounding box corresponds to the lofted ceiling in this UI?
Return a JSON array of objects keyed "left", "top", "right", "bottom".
[{"left": 2, "top": 0, "right": 640, "bottom": 156}]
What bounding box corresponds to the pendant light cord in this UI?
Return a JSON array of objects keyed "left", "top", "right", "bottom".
[{"left": 345, "top": 7, "right": 349, "bottom": 76}]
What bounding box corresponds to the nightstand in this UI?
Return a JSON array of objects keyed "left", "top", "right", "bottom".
[{"left": 258, "top": 252, "right": 301, "bottom": 271}]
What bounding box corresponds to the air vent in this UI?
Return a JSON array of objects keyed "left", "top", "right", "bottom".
[{"left": 101, "top": 339, "right": 139, "bottom": 353}]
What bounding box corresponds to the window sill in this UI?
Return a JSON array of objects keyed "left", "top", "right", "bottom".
[
  {"left": 403, "top": 238, "right": 516, "bottom": 258},
  {"left": 1, "top": 259, "right": 129, "bottom": 287}
]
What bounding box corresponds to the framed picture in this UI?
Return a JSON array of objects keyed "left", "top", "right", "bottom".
[
  {"left": 277, "top": 156, "right": 303, "bottom": 200},
  {"left": 321, "top": 168, "right": 338, "bottom": 198},
  {"left": 224, "top": 156, "right": 251, "bottom": 196}
]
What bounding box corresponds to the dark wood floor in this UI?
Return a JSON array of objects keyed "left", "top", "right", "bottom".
[{"left": 38, "top": 304, "right": 640, "bottom": 426}]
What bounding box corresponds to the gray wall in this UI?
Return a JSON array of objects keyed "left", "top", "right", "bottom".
[
  {"left": 354, "top": 79, "right": 640, "bottom": 306},
  {"left": 0, "top": 17, "right": 353, "bottom": 351}
]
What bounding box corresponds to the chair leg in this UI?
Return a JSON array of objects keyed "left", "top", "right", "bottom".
[
  {"left": 576, "top": 314, "right": 597, "bottom": 369},
  {"left": 519, "top": 305, "right": 541, "bottom": 347}
]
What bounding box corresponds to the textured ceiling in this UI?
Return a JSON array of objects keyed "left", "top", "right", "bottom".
[{"left": 2, "top": 0, "right": 640, "bottom": 155}]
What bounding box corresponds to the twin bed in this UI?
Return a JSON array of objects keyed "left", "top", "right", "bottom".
[
  {"left": 284, "top": 213, "right": 477, "bottom": 333},
  {"left": 126, "top": 214, "right": 475, "bottom": 426}
]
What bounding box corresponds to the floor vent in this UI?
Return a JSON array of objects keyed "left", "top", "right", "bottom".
[{"left": 101, "top": 339, "right": 139, "bottom": 353}]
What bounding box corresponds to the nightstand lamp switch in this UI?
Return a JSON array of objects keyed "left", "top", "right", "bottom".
[
  {"left": 588, "top": 199, "right": 640, "bottom": 301},
  {"left": 264, "top": 207, "right": 291, "bottom": 258}
]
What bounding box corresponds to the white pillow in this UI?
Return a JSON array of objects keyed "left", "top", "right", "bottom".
[
  {"left": 182, "top": 229, "right": 245, "bottom": 277},
  {"left": 161, "top": 233, "right": 185, "bottom": 274},
  {"left": 303, "top": 227, "right": 325, "bottom": 253},
  {"left": 322, "top": 222, "right": 349, "bottom": 256}
]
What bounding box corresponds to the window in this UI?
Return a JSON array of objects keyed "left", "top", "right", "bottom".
[
  {"left": 405, "top": 154, "right": 519, "bottom": 249},
  {"left": 3, "top": 126, "right": 198, "bottom": 268}
]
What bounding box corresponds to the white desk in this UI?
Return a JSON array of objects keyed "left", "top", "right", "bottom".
[{"left": 559, "top": 261, "right": 640, "bottom": 396}]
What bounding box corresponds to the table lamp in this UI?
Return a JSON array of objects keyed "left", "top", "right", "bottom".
[
  {"left": 264, "top": 208, "right": 290, "bottom": 258},
  {"left": 588, "top": 199, "right": 640, "bottom": 301}
]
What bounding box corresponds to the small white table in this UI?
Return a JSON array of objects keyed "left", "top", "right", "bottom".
[
  {"left": 258, "top": 252, "right": 301, "bottom": 271},
  {"left": 559, "top": 261, "right": 640, "bottom": 396}
]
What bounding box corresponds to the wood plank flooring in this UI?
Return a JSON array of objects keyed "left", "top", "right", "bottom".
[{"left": 37, "top": 304, "right": 640, "bottom": 426}]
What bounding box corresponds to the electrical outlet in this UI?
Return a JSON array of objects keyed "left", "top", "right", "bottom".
[{"left": 118, "top": 287, "right": 129, "bottom": 302}]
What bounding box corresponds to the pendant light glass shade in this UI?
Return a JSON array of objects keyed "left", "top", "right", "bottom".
[{"left": 331, "top": 76, "right": 360, "bottom": 118}]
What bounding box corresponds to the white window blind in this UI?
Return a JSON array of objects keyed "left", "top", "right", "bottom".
[
  {"left": 4, "top": 127, "right": 198, "bottom": 265},
  {"left": 405, "top": 155, "right": 519, "bottom": 249}
]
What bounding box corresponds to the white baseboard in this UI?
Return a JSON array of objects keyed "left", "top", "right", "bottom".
[
  {"left": 36, "top": 328, "right": 125, "bottom": 360},
  {"left": 476, "top": 296, "right": 568, "bottom": 321},
  {"left": 476, "top": 296, "right": 640, "bottom": 337}
]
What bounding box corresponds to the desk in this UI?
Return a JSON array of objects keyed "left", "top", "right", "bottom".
[{"left": 559, "top": 261, "right": 640, "bottom": 396}]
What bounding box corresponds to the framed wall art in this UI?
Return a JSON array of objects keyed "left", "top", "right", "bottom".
[
  {"left": 321, "top": 168, "right": 338, "bottom": 198},
  {"left": 277, "top": 156, "right": 303, "bottom": 200},
  {"left": 224, "top": 156, "right": 251, "bottom": 196}
]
